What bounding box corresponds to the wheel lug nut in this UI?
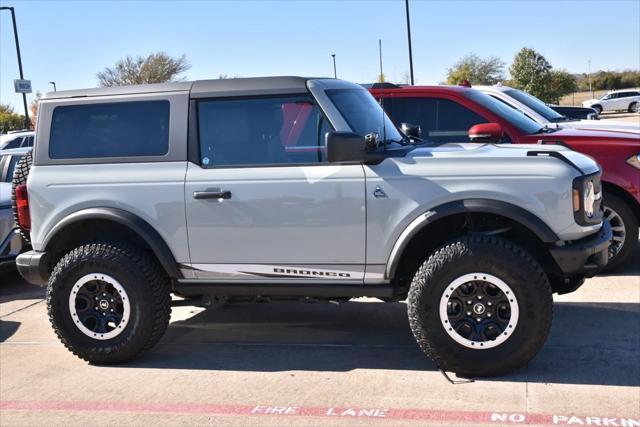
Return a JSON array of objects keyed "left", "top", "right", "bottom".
[
  {"left": 94, "top": 297, "right": 98, "bottom": 300},
  {"left": 466, "top": 311, "right": 472, "bottom": 316},
  {"left": 487, "top": 302, "right": 492, "bottom": 306},
  {"left": 110, "top": 299, "right": 114, "bottom": 303},
  {"left": 476, "top": 318, "right": 482, "bottom": 322},
  {"left": 477, "top": 295, "right": 483, "bottom": 300},
  {"left": 110, "top": 309, "right": 114, "bottom": 312},
  {"left": 487, "top": 313, "right": 492, "bottom": 318},
  {"left": 102, "top": 313, "right": 106, "bottom": 316},
  {"left": 102, "top": 293, "right": 106, "bottom": 297},
  {"left": 467, "top": 300, "right": 472, "bottom": 305}
]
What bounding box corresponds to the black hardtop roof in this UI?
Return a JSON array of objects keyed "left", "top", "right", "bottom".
[{"left": 41, "top": 76, "right": 325, "bottom": 100}]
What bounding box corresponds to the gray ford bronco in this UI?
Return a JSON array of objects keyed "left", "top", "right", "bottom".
[{"left": 15, "top": 77, "right": 611, "bottom": 376}]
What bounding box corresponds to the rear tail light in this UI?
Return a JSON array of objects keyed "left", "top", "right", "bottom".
[{"left": 15, "top": 184, "right": 31, "bottom": 231}]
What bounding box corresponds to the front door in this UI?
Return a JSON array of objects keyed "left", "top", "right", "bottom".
[{"left": 184, "top": 94, "right": 366, "bottom": 281}]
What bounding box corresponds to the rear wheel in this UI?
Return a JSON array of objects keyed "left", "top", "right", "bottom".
[
  {"left": 629, "top": 102, "right": 638, "bottom": 113},
  {"left": 47, "top": 242, "right": 171, "bottom": 364},
  {"left": 602, "top": 192, "right": 638, "bottom": 272},
  {"left": 407, "top": 235, "right": 553, "bottom": 377}
]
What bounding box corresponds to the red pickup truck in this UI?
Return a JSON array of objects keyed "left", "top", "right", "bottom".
[{"left": 370, "top": 84, "right": 640, "bottom": 271}]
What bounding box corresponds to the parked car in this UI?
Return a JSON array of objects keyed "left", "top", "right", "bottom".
[
  {"left": 0, "top": 147, "right": 31, "bottom": 271},
  {"left": 547, "top": 105, "right": 599, "bottom": 121},
  {"left": 582, "top": 89, "right": 640, "bottom": 114},
  {"left": 370, "top": 84, "right": 639, "bottom": 270},
  {"left": 0, "top": 130, "right": 34, "bottom": 150},
  {"left": 474, "top": 85, "right": 638, "bottom": 134},
  {"left": 15, "top": 77, "right": 610, "bottom": 376}
]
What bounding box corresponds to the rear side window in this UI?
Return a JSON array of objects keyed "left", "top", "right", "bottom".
[
  {"left": 49, "top": 101, "right": 170, "bottom": 159},
  {"left": 6, "top": 155, "right": 22, "bottom": 183},
  {"left": 3, "top": 137, "right": 24, "bottom": 150}
]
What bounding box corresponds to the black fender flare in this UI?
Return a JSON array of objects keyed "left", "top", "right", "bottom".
[
  {"left": 43, "top": 207, "right": 181, "bottom": 278},
  {"left": 385, "top": 199, "right": 559, "bottom": 279}
]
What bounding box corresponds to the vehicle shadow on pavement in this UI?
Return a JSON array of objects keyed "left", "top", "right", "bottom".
[
  {"left": 0, "top": 320, "right": 20, "bottom": 342},
  {"left": 0, "top": 270, "right": 45, "bottom": 303},
  {"left": 128, "top": 299, "right": 639, "bottom": 387},
  {"left": 597, "top": 240, "right": 640, "bottom": 277}
]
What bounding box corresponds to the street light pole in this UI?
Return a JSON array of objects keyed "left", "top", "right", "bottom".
[
  {"left": 0, "top": 6, "right": 30, "bottom": 128},
  {"left": 49, "top": 82, "right": 57, "bottom": 92},
  {"left": 331, "top": 54, "right": 337, "bottom": 79},
  {"left": 405, "top": 0, "right": 415, "bottom": 85},
  {"left": 588, "top": 60, "right": 593, "bottom": 99}
]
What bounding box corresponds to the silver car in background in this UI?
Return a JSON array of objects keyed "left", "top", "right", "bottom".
[{"left": 0, "top": 147, "right": 30, "bottom": 271}]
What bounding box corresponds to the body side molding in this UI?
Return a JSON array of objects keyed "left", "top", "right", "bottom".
[
  {"left": 43, "top": 207, "right": 182, "bottom": 278},
  {"left": 385, "top": 199, "right": 560, "bottom": 279}
]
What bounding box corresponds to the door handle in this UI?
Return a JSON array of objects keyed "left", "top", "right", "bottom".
[{"left": 193, "top": 190, "right": 232, "bottom": 200}]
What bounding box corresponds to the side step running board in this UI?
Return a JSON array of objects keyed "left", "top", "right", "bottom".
[{"left": 175, "top": 279, "right": 394, "bottom": 298}]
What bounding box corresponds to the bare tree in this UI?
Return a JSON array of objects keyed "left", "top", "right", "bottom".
[
  {"left": 97, "top": 52, "right": 190, "bottom": 87},
  {"left": 446, "top": 53, "right": 505, "bottom": 86}
]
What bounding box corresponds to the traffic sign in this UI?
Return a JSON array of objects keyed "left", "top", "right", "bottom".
[{"left": 14, "top": 79, "right": 32, "bottom": 93}]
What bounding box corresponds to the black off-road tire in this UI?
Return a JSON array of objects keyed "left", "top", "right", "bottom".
[
  {"left": 47, "top": 242, "right": 171, "bottom": 364},
  {"left": 602, "top": 192, "right": 639, "bottom": 272},
  {"left": 629, "top": 102, "right": 638, "bottom": 113},
  {"left": 406, "top": 235, "right": 553, "bottom": 377},
  {"left": 10, "top": 150, "right": 33, "bottom": 244}
]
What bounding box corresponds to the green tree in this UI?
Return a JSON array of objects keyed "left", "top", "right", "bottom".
[
  {"left": 546, "top": 70, "right": 577, "bottom": 104},
  {"left": 509, "top": 48, "right": 552, "bottom": 100},
  {"left": 0, "top": 104, "right": 27, "bottom": 134},
  {"left": 97, "top": 52, "right": 190, "bottom": 87},
  {"left": 446, "top": 53, "right": 505, "bottom": 85}
]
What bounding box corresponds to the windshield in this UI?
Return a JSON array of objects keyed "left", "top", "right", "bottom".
[
  {"left": 465, "top": 90, "right": 545, "bottom": 135},
  {"left": 504, "top": 89, "right": 566, "bottom": 122},
  {"left": 325, "top": 88, "right": 403, "bottom": 144}
]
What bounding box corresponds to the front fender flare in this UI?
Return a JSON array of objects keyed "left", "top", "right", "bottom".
[{"left": 385, "top": 199, "right": 559, "bottom": 280}]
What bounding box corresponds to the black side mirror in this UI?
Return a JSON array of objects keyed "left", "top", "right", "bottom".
[
  {"left": 326, "top": 131, "right": 367, "bottom": 163},
  {"left": 401, "top": 122, "right": 421, "bottom": 139}
]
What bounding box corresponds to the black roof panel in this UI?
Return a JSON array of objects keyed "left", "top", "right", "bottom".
[{"left": 190, "top": 76, "right": 313, "bottom": 99}]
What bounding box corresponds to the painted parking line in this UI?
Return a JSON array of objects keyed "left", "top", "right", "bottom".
[{"left": 1, "top": 401, "right": 638, "bottom": 425}]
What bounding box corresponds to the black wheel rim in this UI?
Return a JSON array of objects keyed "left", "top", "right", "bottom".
[
  {"left": 69, "top": 274, "right": 130, "bottom": 340},
  {"left": 440, "top": 273, "right": 518, "bottom": 349}
]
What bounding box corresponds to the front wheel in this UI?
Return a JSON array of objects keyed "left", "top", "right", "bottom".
[
  {"left": 602, "top": 192, "right": 639, "bottom": 272},
  {"left": 47, "top": 242, "right": 171, "bottom": 364},
  {"left": 592, "top": 105, "right": 603, "bottom": 114},
  {"left": 407, "top": 236, "right": 553, "bottom": 377}
]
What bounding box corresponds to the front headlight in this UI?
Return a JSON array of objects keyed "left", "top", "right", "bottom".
[
  {"left": 573, "top": 171, "right": 603, "bottom": 225},
  {"left": 626, "top": 154, "right": 640, "bottom": 170}
]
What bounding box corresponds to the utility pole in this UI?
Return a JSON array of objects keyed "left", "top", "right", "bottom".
[
  {"left": 331, "top": 54, "right": 337, "bottom": 79},
  {"left": 0, "top": 6, "right": 30, "bottom": 128},
  {"left": 588, "top": 60, "right": 593, "bottom": 99},
  {"left": 405, "top": 0, "right": 415, "bottom": 85}
]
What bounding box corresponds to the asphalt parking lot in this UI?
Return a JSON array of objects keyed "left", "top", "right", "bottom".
[{"left": 1, "top": 245, "right": 639, "bottom": 426}]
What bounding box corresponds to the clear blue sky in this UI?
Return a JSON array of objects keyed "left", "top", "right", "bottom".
[{"left": 1, "top": 0, "right": 639, "bottom": 110}]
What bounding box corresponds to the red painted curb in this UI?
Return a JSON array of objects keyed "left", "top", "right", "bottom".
[{"left": 1, "top": 400, "right": 638, "bottom": 425}]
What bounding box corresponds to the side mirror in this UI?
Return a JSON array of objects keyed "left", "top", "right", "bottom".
[
  {"left": 326, "top": 131, "right": 367, "bottom": 163},
  {"left": 468, "top": 123, "right": 503, "bottom": 143},
  {"left": 400, "top": 122, "right": 422, "bottom": 139}
]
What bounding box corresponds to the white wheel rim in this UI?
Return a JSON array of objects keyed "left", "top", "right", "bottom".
[
  {"left": 439, "top": 273, "right": 519, "bottom": 350},
  {"left": 68, "top": 273, "right": 131, "bottom": 340}
]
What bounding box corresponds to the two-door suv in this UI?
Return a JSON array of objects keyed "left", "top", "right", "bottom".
[{"left": 15, "top": 77, "right": 611, "bottom": 376}]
